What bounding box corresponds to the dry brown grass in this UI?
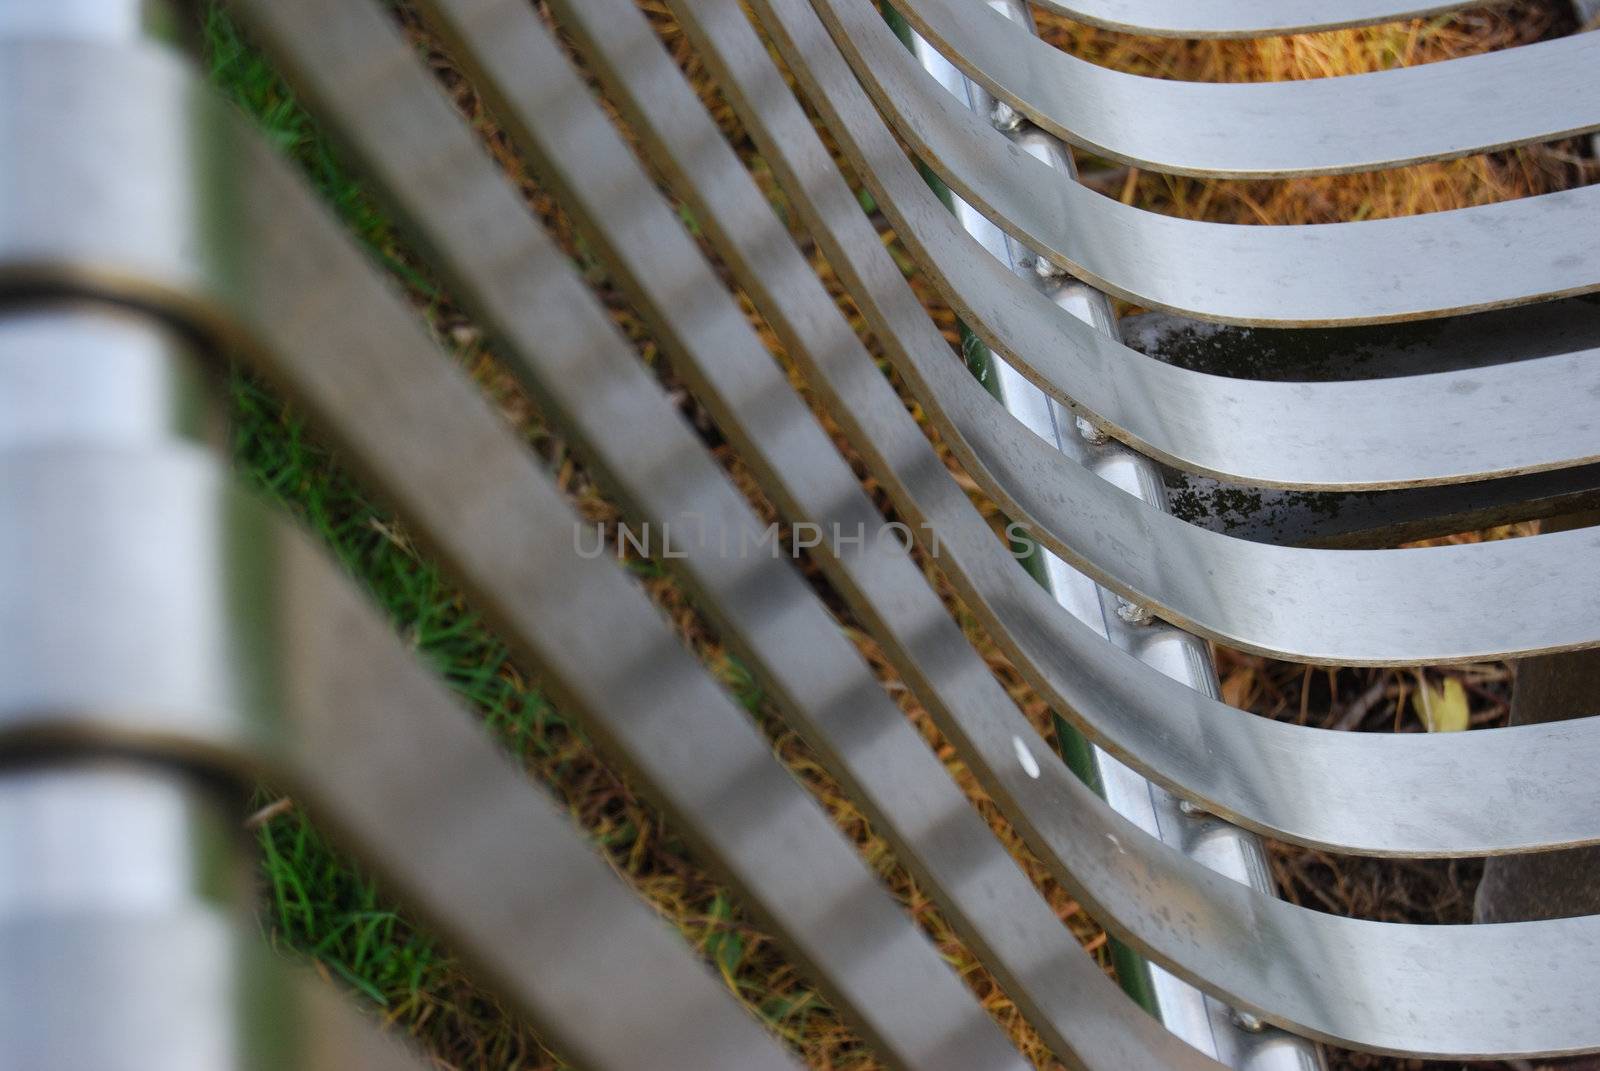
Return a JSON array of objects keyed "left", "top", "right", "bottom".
[{"left": 1039, "top": 0, "right": 1591, "bottom": 226}]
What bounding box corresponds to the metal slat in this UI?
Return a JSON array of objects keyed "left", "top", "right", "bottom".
[
  {"left": 0, "top": 445, "right": 803, "bottom": 1071},
  {"left": 2, "top": 32, "right": 1021, "bottom": 1071},
  {"left": 889, "top": 0, "right": 1600, "bottom": 178},
  {"left": 639, "top": 0, "right": 1600, "bottom": 866},
  {"left": 224, "top": 2, "right": 1214, "bottom": 1066},
  {"left": 928, "top": 250, "right": 1600, "bottom": 489},
  {"left": 1119, "top": 300, "right": 1600, "bottom": 381},
  {"left": 809, "top": 0, "right": 1600, "bottom": 325},
  {"left": 737, "top": 119, "right": 1600, "bottom": 493},
  {"left": 203, "top": 0, "right": 1600, "bottom": 876},
  {"left": 0, "top": 0, "right": 184, "bottom": 43},
  {"left": 206, "top": 0, "right": 1600, "bottom": 1037},
  {"left": 9, "top": 10, "right": 1600, "bottom": 855},
  {"left": 238, "top": 0, "right": 1600, "bottom": 858},
  {"left": 0, "top": 764, "right": 436, "bottom": 1071},
  {"left": 903, "top": 16, "right": 1321, "bottom": 1070},
  {"left": 232, "top": 0, "right": 1600, "bottom": 858},
  {"left": 1165, "top": 463, "right": 1600, "bottom": 548},
  {"left": 233, "top": 0, "right": 1600, "bottom": 862},
  {"left": 637, "top": 1, "right": 1600, "bottom": 668},
  {"left": 439, "top": 0, "right": 1600, "bottom": 495},
  {"left": 0, "top": 908, "right": 436, "bottom": 1071},
  {"left": 0, "top": 289, "right": 433, "bottom": 1071},
  {"left": 12, "top": 18, "right": 1600, "bottom": 1064},
  {"left": 695, "top": 0, "right": 1600, "bottom": 1054},
  {"left": 241, "top": 0, "right": 1600, "bottom": 1053}
]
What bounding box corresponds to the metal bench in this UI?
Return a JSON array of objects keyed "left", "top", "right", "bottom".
[{"left": 3, "top": 0, "right": 1598, "bottom": 1067}]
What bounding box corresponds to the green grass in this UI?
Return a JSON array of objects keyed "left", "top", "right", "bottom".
[
  {"left": 203, "top": 7, "right": 422, "bottom": 286},
  {"left": 204, "top": 7, "right": 573, "bottom": 1061},
  {"left": 199, "top": 7, "right": 907, "bottom": 1067},
  {"left": 202, "top": 13, "right": 794, "bottom": 1067}
]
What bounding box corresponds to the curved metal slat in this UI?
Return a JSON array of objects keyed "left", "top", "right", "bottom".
[
  {"left": 0, "top": 446, "right": 803, "bottom": 1071},
  {"left": 235, "top": 0, "right": 1600, "bottom": 867},
  {"left": 868, "top": 21, "right": 1314, "bottom": 1071},
  {"left": 0, "top": 42, "right": 1024, "bottom": 1071},
  {"left": 584, "top": 0, "right": 1600, "bottom": 862},
  {"left": 889, "top": 0, "right": 1600, "bottom": 178},
  {"left": 1169, "top": 464, "right": 1600, "bottom": 548},
  {"left": 902, "top": 240, "right": 1600, "bottom": 666},
  {"left": 15, "top": 22, "right": 1600, "bottom": 1064},
  {"left": 1118, "top": 300, "right": 1600, "bottom": 382},
  {"left": 772, "top": 93, "right": 1600, "bottom": 491},
  {"left": 7, "top": 0, "right": 1599, "bottom": 867},
  {"left": 685, "top": 96, "right": 1600, "bottom": 492},
  {"left": 639, "top": 11, "right": 1600, "bottom": 494},
  {"left": 1027, "top": 0, "right": 1494, "bottom": 39},
  {"left": 243, "top": 2, "right": 1600, "bottom": 1062},
  {"left": 218, "top": 3, "right": 1210, "bottom": 1067},
  {"left": 901, "top": 145, "right": 1600, "bottom": 488},
  {"left": 711, "top": 0, "right": 1600, "bottom": 666},
  {"left": 240, "top": 0, "right": 1600, "bottom": 1052},
  {"left": 653, "top": 7, "right": 1600, "bottom": 1057},
  {"left": 809, "top": 0, "right": 1600, "bottom": 326},
  {"left": 523, "top": 0, "right": 1600, "bottom": 863},
  {"left": 691, "top": 0, "right": 1600, "bottom": 858}
]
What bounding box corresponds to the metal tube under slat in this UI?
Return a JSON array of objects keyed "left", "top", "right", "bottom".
[
  {"left": 907, "top": 18, "right": 1322, "bottom": 1071},
  {"left": 0, "top": 302, "right": 422, "bottom": 1071}
]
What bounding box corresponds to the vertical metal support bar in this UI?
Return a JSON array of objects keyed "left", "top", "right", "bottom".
[
  {"left": 0, "top": 763, "right": 259, "bottom": 1071},
  {"left": 0, "top": 20, "right": 274, "bottom": 1065},
  {"left": 903, "top": 10, "right": 1324, "bottom": 1069},
  {"left": 0, "top": 304, "right": 268, "bottom": 1070},
  {"left": 0, "top": 0, "right": 188, "bottom": 44}
]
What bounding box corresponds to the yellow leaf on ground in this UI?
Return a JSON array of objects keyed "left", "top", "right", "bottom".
[{"left": 1412, "top": 674, "right": 1470, "bottom": 733}]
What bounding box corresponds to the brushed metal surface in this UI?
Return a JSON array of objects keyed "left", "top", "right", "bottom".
[
  {"left": 810, "top": 0, "right": 1600, "bottom": 325},
  {"left": 236, "top": 0, "right": 1600, "bottom": 857},
  {"left": 0, "top": 40, "right": 1014, "bottom": 1065},
  {"left": 0, "top": 765, "right": 244, "bottom": 918},
  {"left": 0, "top": 446, "right": 805, "bottom": 1071},
  {"left": 459, "top": 0, "right": 1599, "bottom": 496},
  {"left": 657, "top": 0, "right": 1600, "bottom": 863},
  {"left": 910, "top": 18, "right": 1320, "bottom": 1069},
  {"left": 6, "top": 13, "right": 1599, "bottom": 856},
  {"left": 0, "top": 303, "right": 214, "bottom": 447},
  {"left": 232, "top": 0, "right": 1600, "bottom": 1050},
  {"left": 12, "top": 19, "right": 1600, "bottom": 1062},
  {"left": 0, "top": 766, "right": 426, "bottom": 1071},
  {"left": 698, "top": 0, "right": 1600, "bottom": 666},
  {"left": 890, "top": 0, "right": 1600, "bottom": 178},
  {"left": 223, "top": 3, "right": 1199, "bottom": 1065},
  {"left": 0, "top": 0, "right": 180, "bottom": 43}
]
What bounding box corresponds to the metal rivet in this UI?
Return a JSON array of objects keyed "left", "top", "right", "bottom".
[
  {"left": 1231, "top": 1009, "right": 1267, "bottom": 1033},
  {"left": 1114, "top": 596, "right": 1153, "bottom": 625},
  {"left": 1031, "top": 254, "right": 1067, "bottom": 281},
  {"left": 988, "top": 99, "right": 1024, "bottom": 132}
]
